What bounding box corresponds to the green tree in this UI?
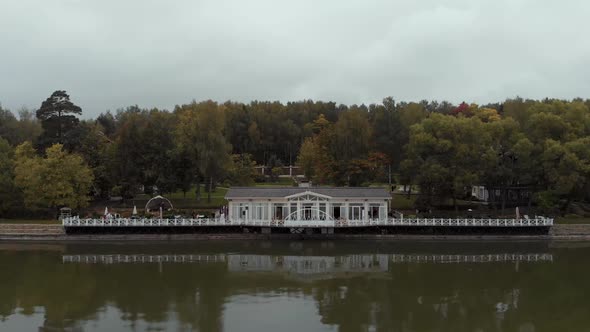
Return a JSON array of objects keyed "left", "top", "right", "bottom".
[
  {"left": 0, "top": 138, "right": 22, "bottom": 215},
  {"left": 297, "top": 137, "right": 318, "bottom": 181},
  {"left": 0, "top": 106, "right": 19, "bottom": 144},
  {"left": 66, "top": 121, "right": 114, "bottom": 198},
  {"left": 227, "top": 154, "right": 257, "bottom": 186},
  {"left": 370, "top": 98, "right": 399, "bottom": 169},
  {"left": 0, "top": 106, "right": 42, "bottom": 145},
  {"left": 14, "top": 143, "right": 94, "bottom": 211},
  {"left": 541, "top": 138, "right": 590, "bottom": 213},
  {"left": 477, "top": 118, "right": 535, "bottom": 212},
  {"left": 35, "top": 90, "right": 82, "bottom": 150},
  {"left": 176, "top": 101, "right": 232, "bottom": 203},
  {"left": 402, "top": 114, "right": 488, "bottom": 210},
  {"left": 266, "top": 154, "right": 283, "bottom": 182},
  {"left": 295, "top": 115, "right": 338, "bottom": 185}
]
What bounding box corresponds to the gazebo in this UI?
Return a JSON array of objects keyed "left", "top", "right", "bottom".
[
  {"left": 59, "top": 207, "right": 72, "bottom": 220},
  {"left": 145, "top": 195, "right": 173, "bottom": 216}
]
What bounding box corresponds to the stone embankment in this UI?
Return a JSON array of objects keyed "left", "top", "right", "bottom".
[
  {"left": 550, "top": 224, "right": 590, "bottom": 238},
  {"left": 0, "top": 224, "right": 65, "bottom": 237},
  {"left": 2, "top": 223, "right": 590, "bottom": 240}
]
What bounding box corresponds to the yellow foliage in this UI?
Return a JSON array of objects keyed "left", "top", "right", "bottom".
[
  {"left": 473, "top": 107, "right": 501, "bottom": 122},
  {"left": 14, "top": 143, "right": 94, "bottom": 210}
]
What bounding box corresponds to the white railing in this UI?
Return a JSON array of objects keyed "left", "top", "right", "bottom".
[
  {"left": 62, "top": 253, "right": 553, "bottom": 265},
  {"left": 63, "top": 216, "right": 554, "bottom": 228},
  {"left": 62, "top": 254, "right": 226, "bottom": 264}
]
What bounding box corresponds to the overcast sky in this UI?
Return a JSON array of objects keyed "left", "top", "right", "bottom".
[{"left": 1, "top": 0, "right": 590, "bottom": 117}]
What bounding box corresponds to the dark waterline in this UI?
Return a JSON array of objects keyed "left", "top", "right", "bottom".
[{"left": 0, "top": 240, "right": 588, "bottom": 332}]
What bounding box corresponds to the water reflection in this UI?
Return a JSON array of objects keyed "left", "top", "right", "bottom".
[
  {"left": 62, "top": 252, "right": 553, "bottom": 265},
  {"left": 1, "top": 241, "right": 589, "bottom": 332}
]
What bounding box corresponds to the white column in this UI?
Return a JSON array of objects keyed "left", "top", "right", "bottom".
[
  {"left": 315, "top": 200, "right": 319, "bottom": 220},
  {"left": 268, "top": 202, "right": 272, "bottom": 222},
  {"left": 297, "top": 200, "right": 301, "bottom": 220},
  {"left": 364, "top": 202, "right": 369, "bottom": 221},
  {"left": 344, "top": 202, "right": 349, "bottom": 220}
]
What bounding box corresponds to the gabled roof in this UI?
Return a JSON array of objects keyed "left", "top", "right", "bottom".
[
  {"left": 225, "top": 187, "right": 391, "bottom": 199},
  {"left": 284, "top": 191, "right": 333, "bottom": 200}
]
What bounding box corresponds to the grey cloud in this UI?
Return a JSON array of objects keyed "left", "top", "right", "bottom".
[{"left": 1, "top": 0, "right": 590, "bottom": 117}]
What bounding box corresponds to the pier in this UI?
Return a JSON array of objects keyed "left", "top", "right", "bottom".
[{"left": 62, "top": 216, "right": 553, "bottom": 236}]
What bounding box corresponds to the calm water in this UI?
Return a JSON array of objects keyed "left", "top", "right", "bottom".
[{"left": 0, "top": 240, "right": 589, "bottom": 332}]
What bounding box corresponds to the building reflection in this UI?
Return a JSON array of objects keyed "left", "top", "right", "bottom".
[{"left": 1, "top": 241, "right": 588, "bottom": 332}]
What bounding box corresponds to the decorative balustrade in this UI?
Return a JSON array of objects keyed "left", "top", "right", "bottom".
[
  {"left": 63, "top": 216, "right": 554, "bottom": 228},
  {"left": 62, "top": 253, "right": 553, "bottom": 265}
]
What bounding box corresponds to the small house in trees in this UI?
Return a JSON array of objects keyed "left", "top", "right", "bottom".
[
  {"left": 225, "top": 187, "right": 391, "bottom": 224},
  {"left": 471, "top": 185, "right": 533, "bottom": 206}
]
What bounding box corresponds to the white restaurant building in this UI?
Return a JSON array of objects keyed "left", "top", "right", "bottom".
[{"left": 225, "top": 187, "right": 391, "bottom": 225}]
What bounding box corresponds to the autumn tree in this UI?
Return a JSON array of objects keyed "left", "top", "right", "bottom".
[{"left": 14, "top": 143, "right": 93, "bottom": 211}]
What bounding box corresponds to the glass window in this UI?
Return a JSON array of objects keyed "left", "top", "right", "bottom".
[
  {"left": 253, "top": 203, "right": 267, "bottom": 220},
  {"left": 332, "top": 204, "right": 341, "bottom": 219},
  {"left": 349, "top": 204, "right": 363, "bottom": 220},
  {"left": 273, "top": 204, "right": 285, "bottom": 219},
  {"left": 239, "top": 203, "right": 249, "bottom": 219},
  {"left": 303, "top": 203, "right": 313, "bottom": 220},
  {"left": 369, "top": 204, "right": 380, "bottom": 219}
]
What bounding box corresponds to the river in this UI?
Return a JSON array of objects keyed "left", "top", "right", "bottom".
[{"left": 0, "top": 240, "right": 588, "bottom": 331}]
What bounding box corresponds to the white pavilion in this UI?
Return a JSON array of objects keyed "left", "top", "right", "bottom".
[{"left": 225, "top": 187, "right": 391, "bottom": 224}]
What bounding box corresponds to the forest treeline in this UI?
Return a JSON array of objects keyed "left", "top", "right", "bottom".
[{"left": 1, "top": 91, "right": 589, "bottom": 217}]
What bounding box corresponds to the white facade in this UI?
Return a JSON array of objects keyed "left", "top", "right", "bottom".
[
  {"left": 472, "top": 185, "right": 490, "bottom": 202},
  {"left": 226, "top": 189, "right": 390, "bottom": 224}
]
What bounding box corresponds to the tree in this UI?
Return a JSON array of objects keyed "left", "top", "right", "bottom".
[
  {"left": 476, "top": 118, "right": 535, "bottom": 212},
  {"left": 370, "top": 98, "right": 399, "bottom": 169},
  {"left": 66, "top": 120, "right": 114, "bottom": 198},
  {"left": 0, "top": 106, "right": 42, "bottom": 145},
  {"left": 36, "top": 90, "right": 82, "bottom": 150},
  {"left": 176, "top": 101, "right": 232, "bottom": 203},
  {"left": 0, "top": 138, "right": 22, "bottom": 215},
  {"left": 96, "top": 111, "right": 117, "bottom": 138},
  {"left": 295, "top": 115, "right": 338, "bottom": 185},
  {"left": 14, "top": 143, "right": 94, "bottom": 211},
  {"left": 266, "top": 154, "right": 283, "bottom": 182},
  {"left": 333, "top": 108, "right": 371, "bottom": 163},
  {"left": 541, "top": 138, "right": 590, "bottom": 213},
  {"left": 297, "top": 137, "right": 318, "bottom": 181},
  {"left": 402, "top": 114, "right": 488, "bottom": 210},
  {"left": 0, "top": 106, "right": 19, "bottom": 144},
  {"left": 227, "top": 154, "right": 257, "bottom": 186}
]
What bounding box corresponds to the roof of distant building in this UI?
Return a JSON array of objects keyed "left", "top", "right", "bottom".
[{"left": 225, "top": 187, "right": 391, "bottom": 199}]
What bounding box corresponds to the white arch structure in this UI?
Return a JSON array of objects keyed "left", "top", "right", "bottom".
[
  {"left": 145, "top": 195, "right": 173, "bottom": 213},
  {"left": 285, "top": 208, "right": 334, "bottom": 221}
]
